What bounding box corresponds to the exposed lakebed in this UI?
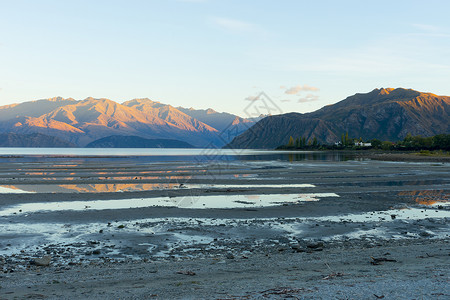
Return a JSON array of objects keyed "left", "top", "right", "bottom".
[{"left": 0, "top": 152, "right": 448, "bottom": 270}]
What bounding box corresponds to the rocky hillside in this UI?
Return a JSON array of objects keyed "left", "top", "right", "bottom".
[
  {"left": 226, "top": 88, "right": 450, "bottom": 149},
  {"left": 0, "top": 97, "right": 254, "bottom": 147}
]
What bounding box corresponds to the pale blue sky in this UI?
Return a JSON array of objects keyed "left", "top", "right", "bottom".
[{"left": 1, "top": 0, "right": 449, "bottom": 116}]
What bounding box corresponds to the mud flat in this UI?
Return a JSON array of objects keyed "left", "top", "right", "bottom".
[
  {"left": 0, "top": 155, "right": 449, "bottom": 299},
  {"left": 359, "top": 151, "right": 450, "bottom": 163}
]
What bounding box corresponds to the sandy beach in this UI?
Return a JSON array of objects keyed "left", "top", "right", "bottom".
[{"left": 0, "top": 152, "right": 449, "bottom": 299}]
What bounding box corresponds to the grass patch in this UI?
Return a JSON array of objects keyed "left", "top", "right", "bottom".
[{"left": 414, "top": 150, "right": 450, "bottom": 157}]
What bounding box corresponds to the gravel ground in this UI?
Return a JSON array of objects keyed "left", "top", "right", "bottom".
[
  {"left": 0, "top": 153, "right": 449, "bottom": 299},
  {"left": 1, "top": 239, "right": 448, "bottom": 299}
]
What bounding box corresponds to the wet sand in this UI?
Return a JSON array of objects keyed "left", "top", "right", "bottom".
[
  {"left": 361, "top": 151, "right": 450, "bottom": 163},
  {"left": 0, "top": 154, "right": 449, "bottom": 299}
]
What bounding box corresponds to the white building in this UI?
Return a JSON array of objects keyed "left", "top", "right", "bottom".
[{"left": 354, "top": 142, "right": 372, "bottom": 147}]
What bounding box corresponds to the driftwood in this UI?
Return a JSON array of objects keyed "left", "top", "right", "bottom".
[
  {"left": 370, "top": 256, "right": 397, "bottom": 265},
  {"left": 176, "top": 270, "right": 196, "bottom": 276}
]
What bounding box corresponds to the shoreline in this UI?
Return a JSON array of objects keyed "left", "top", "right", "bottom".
[
  {"left": 278, "top": 149, "right": 450, "bottom": 162},
  {"left": 0, "top": 156, "right": 448, "bottom": 299}
]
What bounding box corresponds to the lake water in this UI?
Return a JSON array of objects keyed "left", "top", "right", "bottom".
[
  {"left": 0, "top": 147, "right": 448, "bottom": 263},
  {"left": 0, "top": 147, "right": 361, "bottom": 162}
]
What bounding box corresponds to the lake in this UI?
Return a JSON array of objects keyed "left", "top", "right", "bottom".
[{"left": 0, "top": 147, "right": 361, "bottom": 162}]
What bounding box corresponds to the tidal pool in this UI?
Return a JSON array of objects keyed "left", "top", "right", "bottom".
[
  {"left": 0, "top": 183, "right": 315, "bottom": 193},
  {"left": 0, "top": 193, "right": 338, "bottom": 215}
]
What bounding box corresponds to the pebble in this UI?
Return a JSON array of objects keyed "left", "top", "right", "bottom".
[
  {"left": 306, "top": 241, "right": 324, "bottom": 249},
  {"left": 32, "top": 256, "right": 51, "bottom": 267}
]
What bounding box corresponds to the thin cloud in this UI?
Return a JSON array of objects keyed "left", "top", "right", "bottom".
[
  {"left": 412, "top": 23, "right": 440, "bottom": 32},
  {"left": 285, "top": 84, "right": 319, "bottom": 95},
  {"left": 177, "top": 0, "right": 208, "bottom": 2},
  {"left": 245, "top": 95, "right": 260, "bottom": 101},
  {"left": 212, "top": 17, "right": 259, "bottom": 34},
  {"left": 298, "top": 94, "right": 319, "bottom": 103},
  {"left": 410, "top": 24, "right": 450, "bottom": 38},
  {"left": 280, "top": 99, "right": 291, "bottom": 103}
]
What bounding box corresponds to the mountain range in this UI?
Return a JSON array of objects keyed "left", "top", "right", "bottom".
[
  {"left": 226, "top": 88, "right": 450, "bottom": 149},
  {"left": 1, "top": 88, "right": 448, "bottom": 149},
  {"left": 0, "top": 97, "right": 258, "bottom": 148}
]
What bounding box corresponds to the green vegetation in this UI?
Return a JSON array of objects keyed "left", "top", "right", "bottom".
[{"left": 276, "top": 133, "right": 450, "bottom": 152}]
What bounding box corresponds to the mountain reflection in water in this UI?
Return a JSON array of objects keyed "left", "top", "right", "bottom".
[{"left": 398, "top": 190, "right": 449, "bottom": 206}]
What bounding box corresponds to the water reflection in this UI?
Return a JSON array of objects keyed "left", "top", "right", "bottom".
[
  {"left": 0, "top": 149, "right": 364, "bottom": 163},
  {"left": 286, "top": 152, "right": 359, "bottom": 162},
  {"left": 0, "top": 183, "right": 315, "bottom": 193},
  {"left": 326, "top": 180, "right": 448, "bottom": 187},
  {"left": 398, "top": 190, "right": 449, "bottom": 206}
]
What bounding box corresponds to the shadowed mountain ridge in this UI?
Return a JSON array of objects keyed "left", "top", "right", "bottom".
[{"left": 226, "top": 88, "right": 450, "bottom": 149}]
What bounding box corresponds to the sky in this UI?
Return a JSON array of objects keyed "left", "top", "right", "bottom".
[{"left": 1, "top": 0, "right": 450, "bottom": 117}]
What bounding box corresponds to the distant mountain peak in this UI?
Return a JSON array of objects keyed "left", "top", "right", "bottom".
[
  {"left": 378, "top": 88, "right": 395, "bottom": 95},
  {"left": 126, "top": 98, "right": 159, "bottom": 104},
  {"left": 231, "top": 116, "right": 243, "bottom": 125},
  {"left": 47, "top": 96, "right": 73, "bottom": 102},
  {"left": 83, "top": 97, "right": 113, "bottom": 102}
]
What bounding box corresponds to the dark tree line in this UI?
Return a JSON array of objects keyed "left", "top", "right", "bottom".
[
  {"left": 277, "top": 133, "right": 450, "bottom": 151},
  {"left": 379, "top": 133, "right": 450, "bottom": 151}
]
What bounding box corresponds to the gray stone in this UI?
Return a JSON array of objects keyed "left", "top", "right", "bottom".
[
  {"left": 32, "top": 256, "right": 51, "bottom": 266},
  {"left": 306, "top": 241, "right": 324, "bottom": 249}
]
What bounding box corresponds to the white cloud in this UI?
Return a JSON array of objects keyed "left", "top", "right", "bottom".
[
  {"left": 285, "top": 84, "right": 319, "bottom": 95},
  {"left": 298, "top": 94, "right": 319, "bottom": 103}
]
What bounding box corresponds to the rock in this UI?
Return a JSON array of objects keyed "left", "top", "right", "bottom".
[
  {"left": 92, "top": 249, "right": 101, "bottom": 255},
  {"left": 225, "top": 253, "right": 235, "bottom": 259},
  {"left": 32, "top": 256, "right": 51, "bottom": 266},
  {"left": 291, "top": 244, "right": 305, "bottom": 253},
  {"left": 419, "top": 231, "right": 433, "bottom": 237},
  {"left": 306, "top": 241, "right": 324, "bottom": 249}
]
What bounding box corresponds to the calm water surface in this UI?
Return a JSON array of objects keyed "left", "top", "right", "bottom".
[{"left": 0, "top": 148, "right": 361, "bottom": 162}]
